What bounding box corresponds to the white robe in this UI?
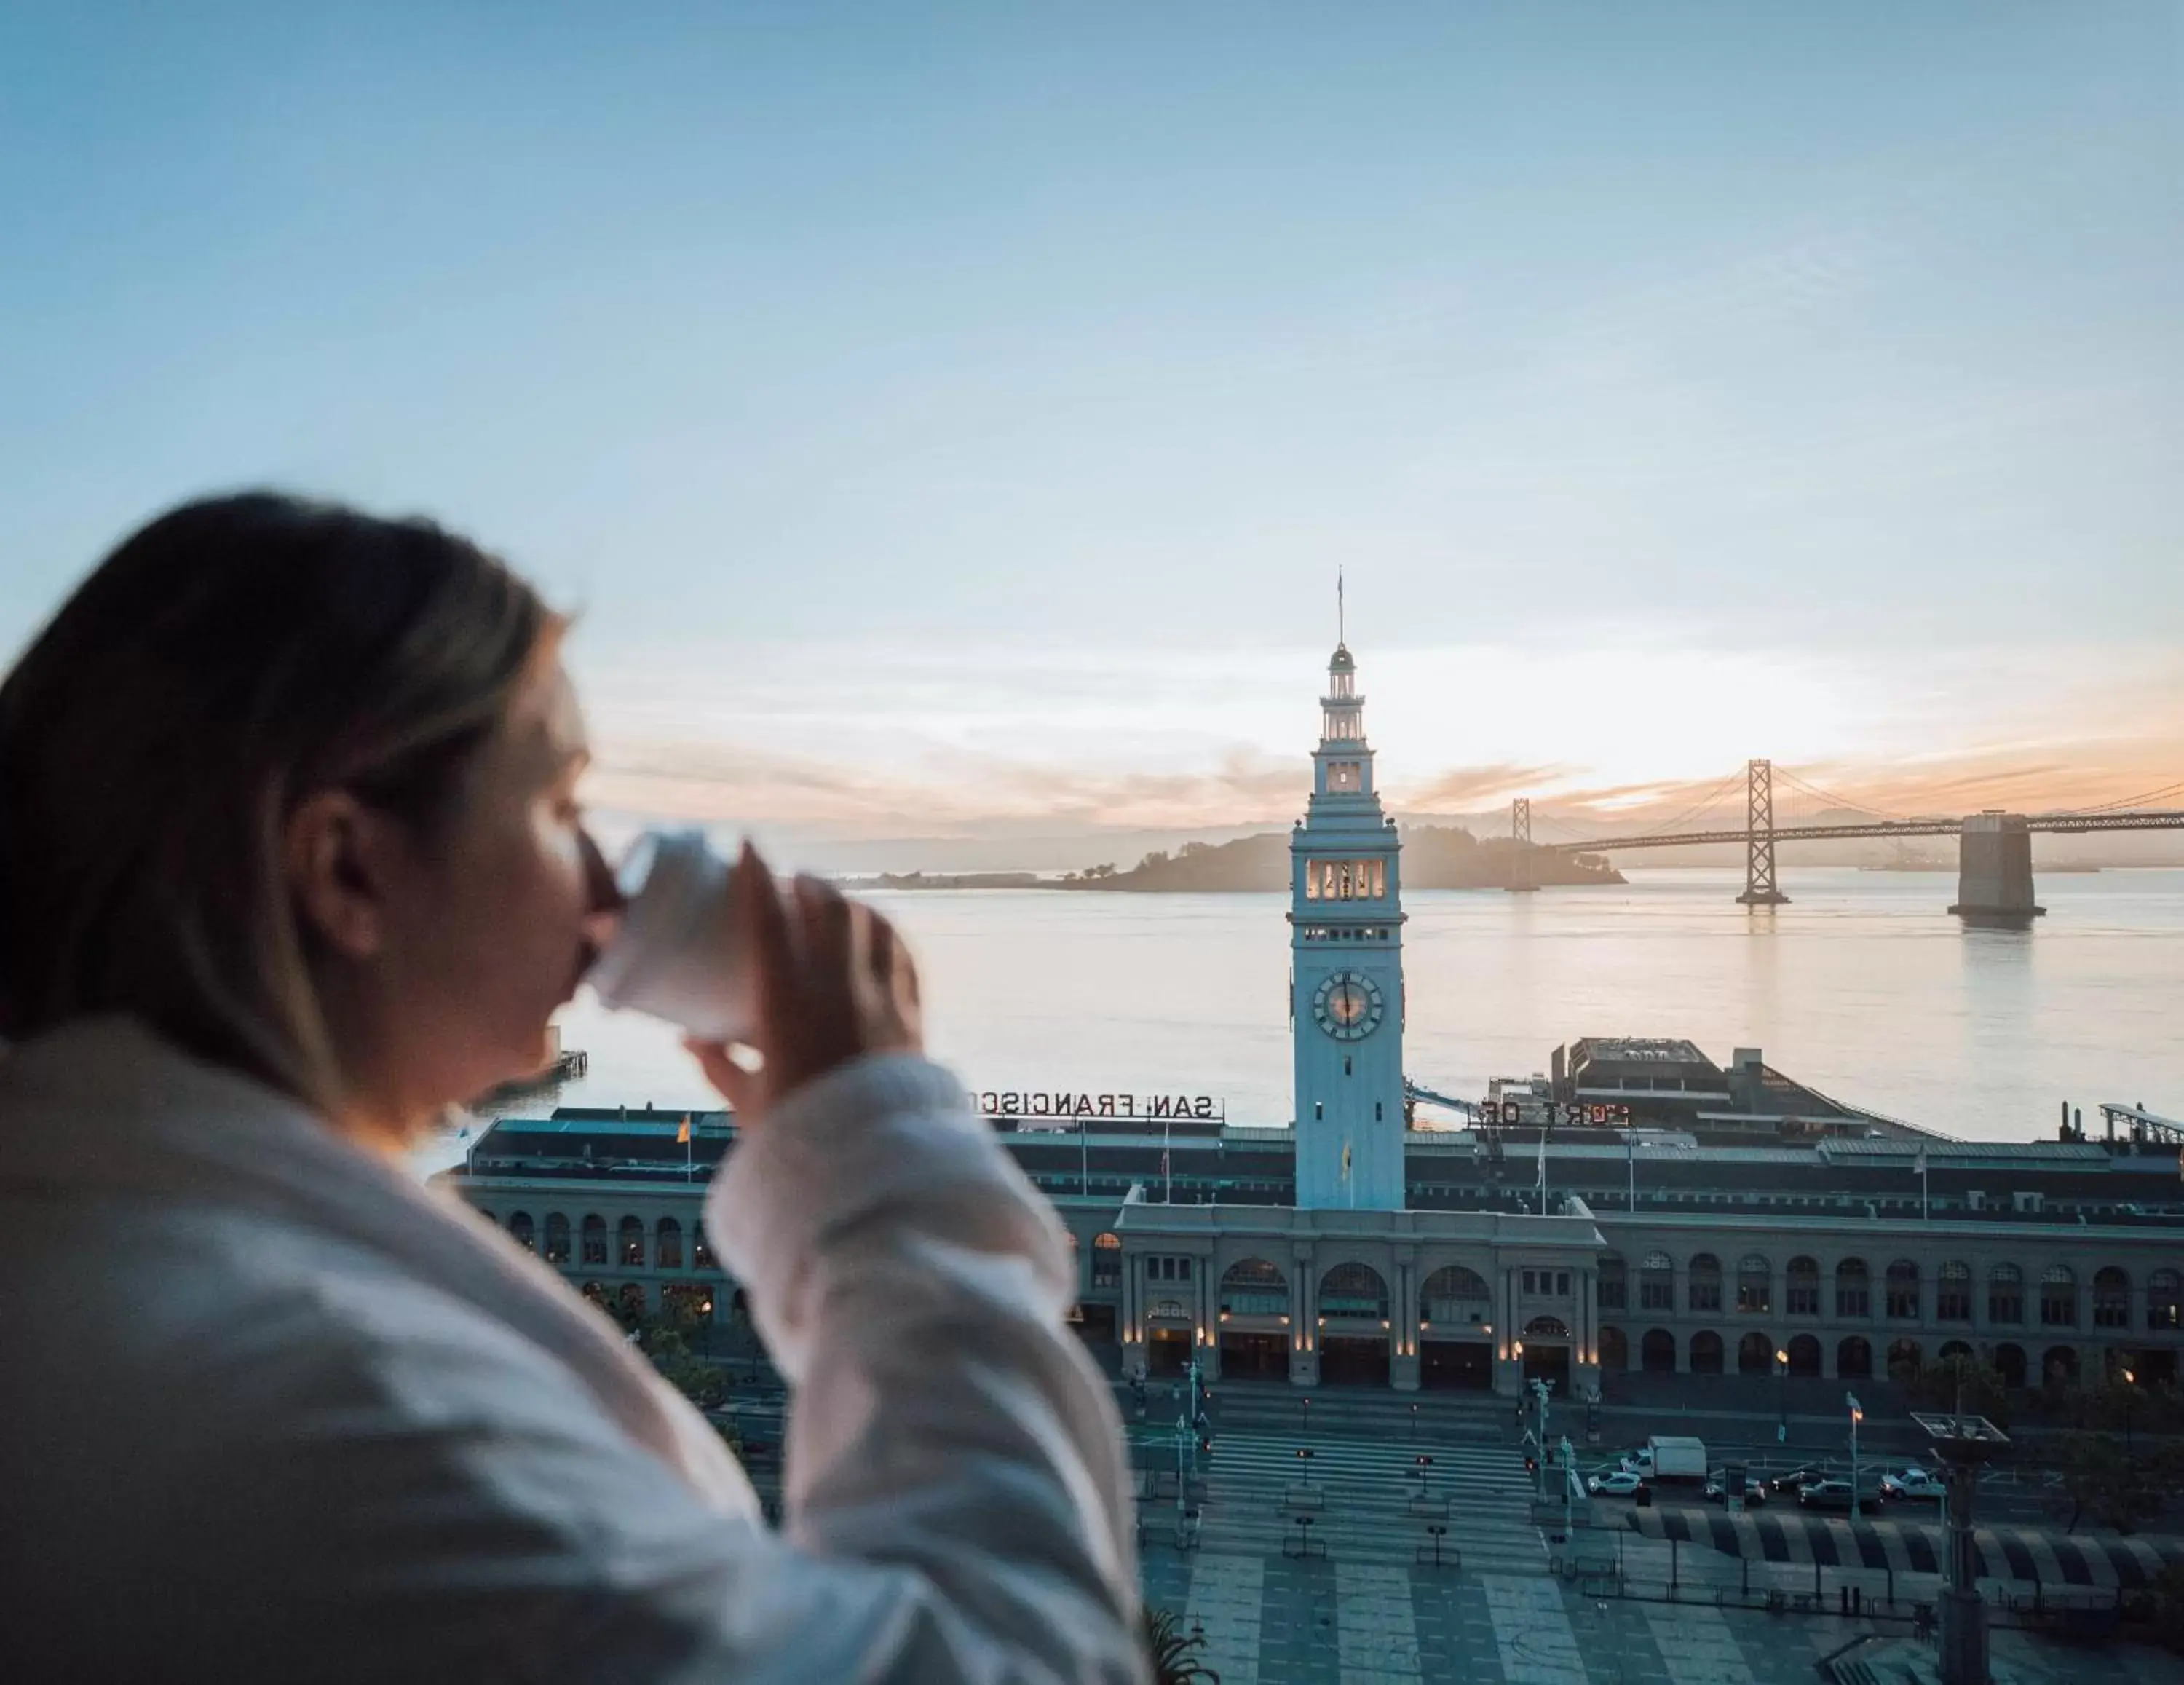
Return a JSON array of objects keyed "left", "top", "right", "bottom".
[{"left": 0, "top": 1017, "right": 1144, "bottom": 1683}]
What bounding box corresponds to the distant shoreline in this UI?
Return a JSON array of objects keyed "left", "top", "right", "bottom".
[{"left": 845, "top": 824, "right": 1626, "bottom": 892}]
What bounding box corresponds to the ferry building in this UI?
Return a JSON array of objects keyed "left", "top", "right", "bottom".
[{"left": 441, "top": 638, "right": 2184, "bottom": 1400}]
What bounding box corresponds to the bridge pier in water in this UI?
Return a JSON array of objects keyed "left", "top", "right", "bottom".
[{"left": 1949, "top": 810, "right": 2045, "bottom": 925}]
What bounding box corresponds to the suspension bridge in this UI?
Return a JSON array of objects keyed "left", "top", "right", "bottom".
[{"left": 1501, "top": 761, "right": 2184, "bottom": 920}]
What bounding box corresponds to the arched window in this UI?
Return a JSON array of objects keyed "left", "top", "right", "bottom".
[
  {"left": 579, "top": 1214, "right": 607, "bottom": 1267},
  {"left": 1987, "top": 1263, "right": 2023, "bottom": 1325},
  {"left": 1599, "top": 1327, "right": 1629, "bottom": 1372},
  {"left": 1835, "top": 1258, "right": 1870, "bottom": 1318},
  {"left": 2039, "top": 1265, "right": 2076, "bottom": 1327},
  {"left": 581, "top": 1280, "right": 606, "bottom": 1306},
  {"left": 1091, "top": 1232, "right": 1123, "bottom": 1290},
  {"left": 1937, "top": 1260, "right": 1971, "bottom": 1322},
  {"left": 544, "top": 1212, "right": 571, "bottom": 1264},
  {"left": 655, "top": 1217, "right": 683, "bottom": 1271},
  {"left": 617, "top": 1283, "right": 646, "bottom": 1323},
  {"left": 1837, "top": 1335, "right": 1872, "bottom": 1379},
  {"left": 1639, "top": 1252, "right": 1674, "bottom": 1311},
  {"left": 1219, "top": 1258, "right": 1288, "bottom": 1317},
  {"left": 1689, "top": 1330, "right": 1724, "bottom": 1374},
  {"left": 1736, "top": 1331, "right": 1773, "bottom": 1374},
  {"left": 1886, "top": 1338, "right": 1923, "bottom": 1380},
  {"left": 1736, "top": 1255, "right": 1770, "bottom": 1314},
  {"left": 1993, "top": 1342, "right": 2027, "bottom": 1387},
  {"left": 2148, "top": 1268, "right": 2182, "bottom": 1331},
  {"left": 507, "top": 1211, "right": 536, "bottom": 1252},
  {"left": 1420, "top": 1265, "right": 1490, "bottom": 1327},
  {"left": 1937, "top": 1340, "right": 1974, "bottom": 1364},
  {"left": 1786, "top": 1256, "right": 1821, "bottom": 1317},
  {"left": 1640, "top": 1329, "right": 1676, "bottom": 1373},
  {"left": 618, "top": 1216, "right": 646, "bottom": 1268},
  {"left": 2042, "top": 1344, "right": 2079, "bottom": 1387},
  {"left": 2092, "top": 1267, "right": 2129, "bottom": 1330},
  {"left": 1598, "top": 1252, "right": 1627, "bottom": 1311},
  {"left": 1687, "top": 1254, "right": 1722, "bottom": 1313},
  {"left": 1318, "top": 1262, "right": 1389, "bottom": 1320},
  {"left": 692, "top": 1220, "right": 716, "bottom": 1271},
  {"left": 1885, "top": 1260, "right": 1920, "bottom": 1320},
  {"left": 1786, "top": 1334, "right": 1822, "bottom": 1378}
]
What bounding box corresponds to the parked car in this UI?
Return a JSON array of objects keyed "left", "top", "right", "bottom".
[
  {"left": 1769, "top": 1464, "right": 1828, "bottom": 1496},
  {"left": 1588, "top": 1469, "right": 1650, "bottom": 1497},
  {"left": 1704, "top": 1472, "right": 1768, "bottom": 1507},
  {"left": 1880, "top": 1469, "right": 1944, "bottom": 1501},
  {"left": 1798, "top": 1479, "right": 1883, "bottom": 1513}
]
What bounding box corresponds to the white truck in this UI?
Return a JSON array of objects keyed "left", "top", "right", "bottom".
[{"left": 1622, "top": 1435, "right": 1708, "bottom": 1483}]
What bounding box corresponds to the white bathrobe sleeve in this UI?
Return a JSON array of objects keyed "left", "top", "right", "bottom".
[
  {"left": 704, "top": 1052, "right": 1147, "bottom": 1682},
  {"left": 214, "top": 1054, "right": 1148, "bottom": 1684}
]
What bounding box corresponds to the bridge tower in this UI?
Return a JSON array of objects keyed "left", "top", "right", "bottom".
[
  {"left": 1735, "top": 758, "right": 1790, "bottom": 907},
  {"left": 1508, "top": 797, "right": 1536, "bottom": 892}
]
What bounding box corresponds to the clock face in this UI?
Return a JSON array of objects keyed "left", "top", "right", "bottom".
[{"left": 1311, "top": 970, "right": 1385, "bottom": 1041}]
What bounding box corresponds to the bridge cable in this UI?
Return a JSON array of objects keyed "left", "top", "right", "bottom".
[
  {"left": 1769, "top": 767, "right": 1920, "bottom": 824},
  {"left": 2044, "top": 778, "right": 2184, "bottom": 818}
]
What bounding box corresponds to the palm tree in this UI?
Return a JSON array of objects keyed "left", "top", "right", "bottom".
[{"left": 1141, "top": 1607, "right": 1219, "bottom": 1684}]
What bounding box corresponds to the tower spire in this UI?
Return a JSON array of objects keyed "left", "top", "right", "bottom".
[{"left": 1337, "top": 569, "right": 1345, "bottom": 646}]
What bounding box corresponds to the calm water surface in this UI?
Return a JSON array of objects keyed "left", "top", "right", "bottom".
[{"left": 463, "top": 867, "right": 2184, "bottom": 1150}]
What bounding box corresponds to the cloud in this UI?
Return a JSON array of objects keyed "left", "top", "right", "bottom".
[
  {"left": 1396, "top": 762, "right": 1570, "bottom": 811},
  {"left": 574, "top": 634, "right": 2184, "bottom": 845}
]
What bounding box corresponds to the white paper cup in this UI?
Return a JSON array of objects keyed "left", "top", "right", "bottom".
[{"left": 585, "top": 829, "right": 757, "bottom": 1043}]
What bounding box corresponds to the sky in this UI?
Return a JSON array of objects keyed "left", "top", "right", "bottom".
[{"left": 3, "top": 4, "right": 2178, "bottom": 863}]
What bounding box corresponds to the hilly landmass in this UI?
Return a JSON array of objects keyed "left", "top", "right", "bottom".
[{"left": 1058, "top": 825, "right": 1623, "bottom": 891}]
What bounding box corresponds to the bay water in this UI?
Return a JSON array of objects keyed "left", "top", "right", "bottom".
[{"left": 472, "top": 867, "right": 2184, "bottom": 1151}]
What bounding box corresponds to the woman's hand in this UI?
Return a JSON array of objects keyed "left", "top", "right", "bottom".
[{"left": 684, "top": 842, "right": 922, "bottom": 1129}]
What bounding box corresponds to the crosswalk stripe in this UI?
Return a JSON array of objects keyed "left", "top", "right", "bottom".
[
  {"left": 1336, "top": 1563, "right": 1423, "bottom": 1681},
  {"left": 1642, "top": 1601, "right": 1754, "bottom": 1685},
  {"left": 1183, "top": 1553, "right": 1263, "bottom": 1685},
  {"left": 1483, "top": 1574, "right": 1587, "bottom": 1685}
]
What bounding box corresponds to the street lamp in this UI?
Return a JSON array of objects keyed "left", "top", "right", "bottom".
[
  {"left": 1775, "top": 1349, "right": 1789, "bottom": 1445},
  {"left": 1846, "top": 1393, "right": 1864, "bottom": 1520},
  {"left": 2122, "top": 1368, "right": 2136, "bottom": 1454},
  {"left": 1914, "top": 1410, "right": 2009, "bottom": 1685}
]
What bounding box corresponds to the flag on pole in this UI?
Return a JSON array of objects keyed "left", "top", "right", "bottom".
[{"left": 676, "top": 1116, "right": 692, "bottom": 1145}]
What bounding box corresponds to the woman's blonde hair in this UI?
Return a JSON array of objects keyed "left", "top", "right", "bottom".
[{"left": 0, "top": 492, "right": 555, "bottom": 1111}]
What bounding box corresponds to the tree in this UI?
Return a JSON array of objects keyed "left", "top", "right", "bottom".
[
  {"left": 622, "top": 1309, "right": 730, "bottom": 1411},
  {"left": 1906, "top": 1354, "right": 2010, "bottom": 1430},
  {"left": 1140, "top": 1608, "right": 1219, "bottom": 1684},
  {"left": 2051, "top": 1432, "right": 2166, "bottom": 1534}
]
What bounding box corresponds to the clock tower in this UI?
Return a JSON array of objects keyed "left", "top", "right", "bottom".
[{"left": 1291, "top": 620, "right": 1406, "bottom": 1210}]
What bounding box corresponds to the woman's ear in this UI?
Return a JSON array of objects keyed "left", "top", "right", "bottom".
[{"left": 284, "top": 789, "right": 403, "bottom": 960}]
